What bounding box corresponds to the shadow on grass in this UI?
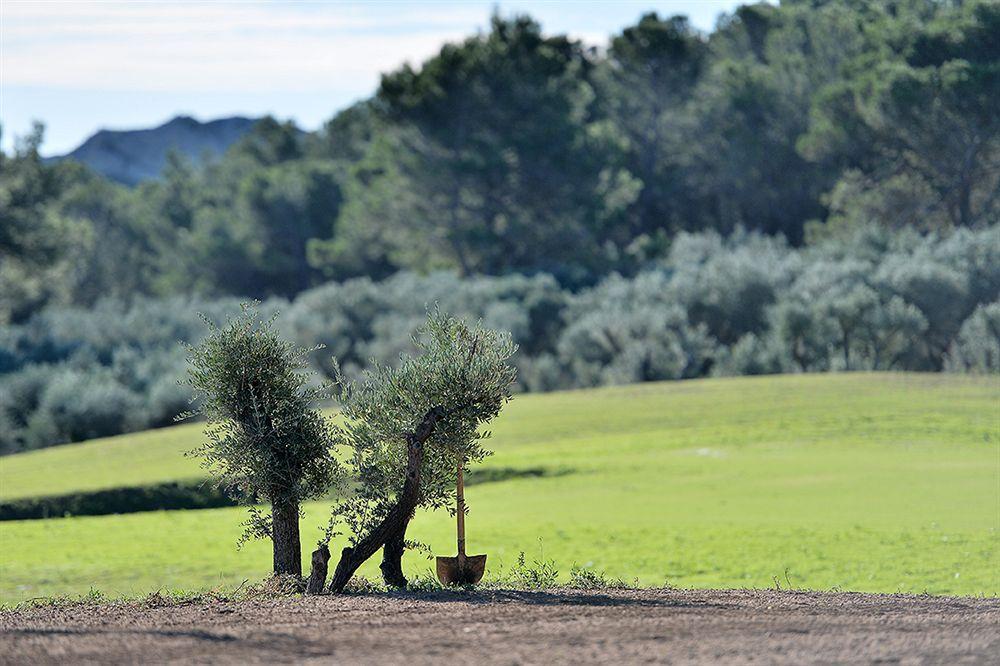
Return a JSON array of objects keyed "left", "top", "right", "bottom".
[
  {"left": 1, "top": 466, "right": 573, "bottom": 522},
  {"left": 464, "top": 466, "right": 574, "bottom": 486}
]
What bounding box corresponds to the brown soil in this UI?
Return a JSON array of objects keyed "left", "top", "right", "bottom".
[{"left": 2, "top": 588, "right": 998, "bottom": 664}]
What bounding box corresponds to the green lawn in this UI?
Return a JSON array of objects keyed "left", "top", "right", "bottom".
[
  {"left": 0, "top": 421, "right": 207, "bottom": 501},
  {"left": 1, "top": 373, "right": 997, "bottom": 604}
]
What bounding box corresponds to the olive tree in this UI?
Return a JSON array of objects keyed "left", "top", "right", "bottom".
[
  {"left": 311, "top": 310, "right": 516, "bottom": 593},
  {"left": 945, "top": 302, "right": 1000, "bottom": 373},
  {"left": 184, "top": 304, "right": 341, "bottom": 577}
]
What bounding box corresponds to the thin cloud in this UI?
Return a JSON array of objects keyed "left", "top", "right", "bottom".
[
  {"left": 2, "top": 1, "right": 482, "bottom": 92},
  {"left": 0, "top": 0, "right": 747, "bottom": 153}
]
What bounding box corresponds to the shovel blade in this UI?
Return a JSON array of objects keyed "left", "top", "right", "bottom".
[{"left": 436, "top": 554, "right": 487, "bottom": 586}]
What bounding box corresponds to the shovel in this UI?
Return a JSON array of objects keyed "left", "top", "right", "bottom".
[{"left": 436, "top": 456, "right": 486, "bottom": 585}]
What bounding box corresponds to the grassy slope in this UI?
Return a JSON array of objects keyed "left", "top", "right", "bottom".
[
  {"left": 1, "top": 373, "right": 997, "bottom": 603},
  {"left": 0, "top": 422, "right": 206, "bottom": 501}
]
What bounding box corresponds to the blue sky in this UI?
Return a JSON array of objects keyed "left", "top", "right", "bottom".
[{"left": 1, "top": 1, "right": 747, "bottom": 155}]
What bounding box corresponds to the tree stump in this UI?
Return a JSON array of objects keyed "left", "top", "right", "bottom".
[{"left": 306, "top": 544, "right": 331, "bottom": 594}]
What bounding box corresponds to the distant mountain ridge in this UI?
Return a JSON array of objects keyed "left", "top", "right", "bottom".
[{"left": 51, "top": 116, "right": 259, "bottom": 185}]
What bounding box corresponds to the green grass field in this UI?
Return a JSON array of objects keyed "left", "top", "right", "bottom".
[{"left": 1, "top": 373, "right": 997, "bottom": 604}]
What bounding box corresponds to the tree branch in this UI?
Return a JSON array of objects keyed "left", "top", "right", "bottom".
[{"left": 327, "top": 405, "right": 446, "bottom": 593}]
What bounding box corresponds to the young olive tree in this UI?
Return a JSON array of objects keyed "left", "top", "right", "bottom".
[
  {"left": 317, "top": 310, "right": 516, "bottom": 592},
  {"left": 184, "top": 304, "right": 341, "bottom": 577}
]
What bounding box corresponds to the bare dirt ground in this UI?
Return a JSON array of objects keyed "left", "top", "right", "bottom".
[{"left": 2, "top": 588, "right": 998, "bottom": 665}]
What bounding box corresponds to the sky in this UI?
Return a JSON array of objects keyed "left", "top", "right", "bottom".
[{"left": 1, "top": 1, "right": 748, "bottom": 156}]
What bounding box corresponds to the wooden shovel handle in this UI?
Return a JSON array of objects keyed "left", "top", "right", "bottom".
[{"left": 456, "top": 457, "right": 466, "bottom": 558}]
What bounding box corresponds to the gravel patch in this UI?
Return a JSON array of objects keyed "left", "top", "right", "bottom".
[{"left": 2, "top": 588, "right": 998, "bottom": 664}]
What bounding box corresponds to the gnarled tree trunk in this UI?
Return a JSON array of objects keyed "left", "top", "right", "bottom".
[
  {"left": 328, "top": 406, "right": 444, "bottom": 593},
  {"left": 380, "top": 525, "right": 409, "bottom": 589},
  {"left": 271, "top": 495, "right": 302, "bottom": 576}
]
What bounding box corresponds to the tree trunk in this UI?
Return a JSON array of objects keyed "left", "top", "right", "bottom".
[
  {"left": 271, "top": 496, "right": 302, "bottom": 576},
  {"left": 842, "top": 328, "right": 851, "bottom": 371},
  {"left": 958, "top": 177, "right": 972, "bottom": 228},
  {"left": 380, "top": 525, "right": 409, "bottom": 589},
  {"left": 306, "top": 544, "right": 331, "bottom": 594},
  {"left": 328, "top": 406, "right": 445, "bottom": 593}
]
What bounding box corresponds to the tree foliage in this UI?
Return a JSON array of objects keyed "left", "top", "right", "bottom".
[
  {"left": 330, "top": 311, "right": 516, "bottom": 542},
  {"left": 4, "top": 225, "right": 996, "bottom": 455},
  {"left": 3, "top": 1, "right": 995, "bottom": 323},
  {"left": 183, "top": 304, "right": 342, "bottom": 573},
  {"left": 314, "top": 309, "right": 516, "bottom": 590}
]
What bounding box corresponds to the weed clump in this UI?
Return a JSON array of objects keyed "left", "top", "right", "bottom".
[
  {"left": 567, "top": 566, "right": 629, "bottom": 590},
  {"left": 497, "top": 552, "right": 560, "bottom": 589}
]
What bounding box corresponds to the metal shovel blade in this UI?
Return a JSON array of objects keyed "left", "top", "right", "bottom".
[{"left": 436, "top": 554, "right": 487, "bottom": 586}]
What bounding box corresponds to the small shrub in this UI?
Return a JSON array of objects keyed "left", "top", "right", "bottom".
[
  {"left": 341, "top": 577, "right": 387, "bottom": 595},
  {"left": 503, "top": 551, "right": 559, "bottom": 589},
  {"left": 258, "top": 574, "right": 306, "bottom": 596},
  {"left": 14, "top": 588, "right": 108, "bottom": 611},
  {"left": 945, "top": 302, "right": 1000, "bottom": 373},
  {"left": 567, "top": 565, "right": 628, "bottom": 590},
  {"left": 406, "top": 571, "right": 446, "bottom": 592},
  {"left": 37, "top": 369, "right": 144, "bottom": 443}
]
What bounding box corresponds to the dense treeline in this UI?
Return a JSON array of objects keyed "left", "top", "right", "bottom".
[
  {"left": 1, "top": 1, "right": 997, "bottom": 453},
  {"left": 2, "top": 1, "right": 997, "bottom": 322},
  {"left": 2, "top": 225, "right": 996, "bottom": 454}
]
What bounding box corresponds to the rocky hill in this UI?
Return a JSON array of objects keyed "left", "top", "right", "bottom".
[{"left": 51, "top": 116, "right": 258, "bottom": 185}]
